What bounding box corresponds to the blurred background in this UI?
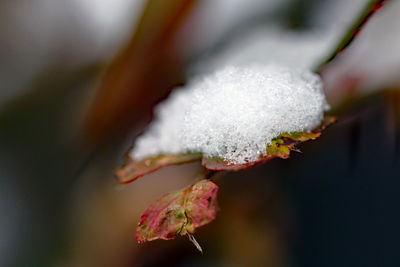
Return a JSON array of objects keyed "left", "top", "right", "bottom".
[{"left": 1, "top": 0, "right": 399, "bottom": 266}]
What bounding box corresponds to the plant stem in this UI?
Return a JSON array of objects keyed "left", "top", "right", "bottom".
[
  {"left": 204, "top": 170, "right": 219, "bottom": 180},
  {"left": 316, "top": 0, "right": 388, "bottom": 73}
]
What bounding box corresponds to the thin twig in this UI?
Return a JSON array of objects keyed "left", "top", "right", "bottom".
[{"left": 316, "top": 0, "right": 388, "bottom": 73}]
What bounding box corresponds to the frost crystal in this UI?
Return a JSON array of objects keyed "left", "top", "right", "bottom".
[{"left": 131, "top": 64, "right": 329, "bottom": 164}]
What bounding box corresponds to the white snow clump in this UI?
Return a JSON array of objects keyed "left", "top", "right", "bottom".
[{"left": 131, "top": 64, "right": 329, "bottom": 164}]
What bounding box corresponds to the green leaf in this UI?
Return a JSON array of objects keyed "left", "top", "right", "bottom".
[{"left": 136, "top": 179, "right": 219, "bottom": 243}]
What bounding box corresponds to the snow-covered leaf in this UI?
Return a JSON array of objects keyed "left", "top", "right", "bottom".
[
  {"left": 136, "top": 179, "right": 219, "bottom": 242},
  {"left": 131, "top": 65, "right": 329, "bottom": 165},
  {"left": 202, "top": 116, "right": 336, "bottom": 171}
]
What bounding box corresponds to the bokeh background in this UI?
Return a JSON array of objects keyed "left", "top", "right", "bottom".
[{"left": 1, "top": 0, "right": 399, "bottom": 266}]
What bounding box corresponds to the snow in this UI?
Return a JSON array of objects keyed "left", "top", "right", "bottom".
[
  {"left": 0, "top": 0, "right": 144, "bottom": 109},
  {"left": 191, "top": 26, "right": 338, "bottom": 75},
  {"left": 131, "top": 64, "right": 329, "bottom": 164},
  {"left": 188, "top": 0, "right": 370, "bottom": 76},
  {"left": 175, "top": 0, "right": 291, "bottom": 62},
  {"left": 310, "top": 0, "right": 369, "bottom": 33}
]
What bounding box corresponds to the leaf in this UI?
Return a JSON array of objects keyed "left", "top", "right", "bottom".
[
  {"left": 117, "top": 117, "right": 336, "bottom": 182},
  {"left": 136, "top": 179, "right": 219, "bottom": 243},
  {"left": 202, "top": 116, "right": 336, "bottom": 171},
  {"left": 116, "top": 153, "right": 202, "bottom": 184}
]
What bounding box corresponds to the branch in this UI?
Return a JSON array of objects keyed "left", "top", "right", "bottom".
[{"left": 316, "top": 0, "right": 388, "bottom": 72}]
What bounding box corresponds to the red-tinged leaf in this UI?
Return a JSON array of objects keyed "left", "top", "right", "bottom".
[
  {"left": 136, "top": 189, "right": 186, "bottom": 242},
  {"left": 202, "top": 116, "right": 336, "bottom": 171},
  {"left": 116, "top": 153, "right": 202, "bottom": 184},
  {"left": 136, "top": 179, "right": 219, "bottom": 243},
  {"left": 182, "top": 179, "right": 219, "bottom": 235}
]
